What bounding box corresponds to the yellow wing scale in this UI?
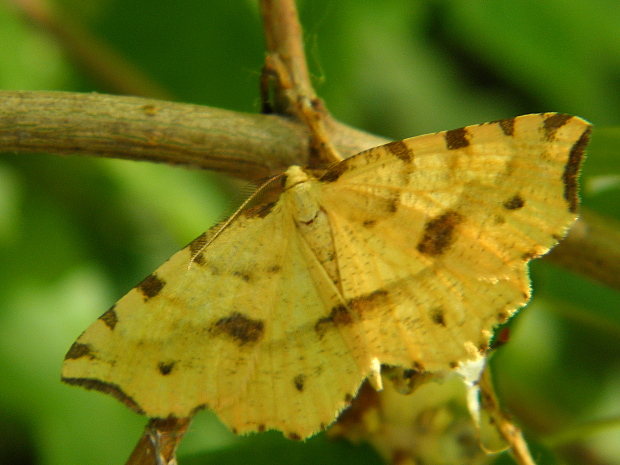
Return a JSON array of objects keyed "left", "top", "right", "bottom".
[{"left": 62, "top": 113, "right": 590, "bottom": 439}]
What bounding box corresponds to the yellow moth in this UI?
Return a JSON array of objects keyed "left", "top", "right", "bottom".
[{"left": 62, "top": 113, "right": 590, "bottom": 440}]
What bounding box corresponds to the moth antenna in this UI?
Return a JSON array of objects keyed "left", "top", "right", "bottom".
[{"left": 188, "top": 172, "right": 286, "bottom": 268}]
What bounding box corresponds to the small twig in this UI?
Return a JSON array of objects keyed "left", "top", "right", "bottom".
[
  {"left": 479, "top": 369, "right": 536, "bottom": 465},
  {"left": 125, "top": 417, "right": 192, "bottom": 465},
  {"left": 260, "top": 0, "right": 342, "bottom": 164},
  {"left": 260, "top": 0, "right": 315, "bottom": 102}
]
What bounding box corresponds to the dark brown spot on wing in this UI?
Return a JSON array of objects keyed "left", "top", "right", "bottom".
[
  {"left": 294, "top": 374, "right": 306, "bottom": 392},
  {"left": 413, "top": 361, "right": 425, "bottom": 372},
  {"left": 315, "top": 290, "right": 390, "bottom": 337},
  {"left": 344, "top": 393, "right": 354, "bottom": 403},
  {"left": 233, "top": 270, "right": 252, "bottom": 282},
  {"left": 429, "top": 307, "right": 446, "bottom": 327},
  {"left": 444, "top": 127, "right": 470, "bottom": 150},
  {"left": 189, "top": 232, "right": 208, "bottom": 265},
  {"left": 542, "top": 113, "right": 572, "bottom": 141},
  {"left": 363, "top": 219, "right": 377, "bottom": 228},
  {"left": 288, "top": 432, "right": 302, "bottom": 441},
  {"left": 266, "top": 264, "right": 281, "bottom": 273},
  {"left": 258, "top": 424, "right": 266, "bottom": 433},
  {"left": 349, "top": 290, "right": 390, "bottom": 317},
  {"left": 61, "top": 377, "right": 145, "bottom": 415},
  {"left": 321, "top": 162, "right": 349, "bottom": 182},
  {"left": 385, "top": 140, "right": 414, "bottom": 163},
  {"left": 211, "top": 312, "right": 265, "bottom": 346},
  {"left": 497, "top": 117, "right": 515, "bottom": 136},
  {"left": 417, "top": 210, "right": 464, "bottom": 256},
  {"left": 158, "top": 361, "right": 176, "bottom": 376},
  {"left": 449, "top": 361, "right": 459, "bottom": 369},
  {"left": 243, "top": 201, "right": 275, "bottom": 218},
  {"left": 137, "top": 274, "right": 165, "bottom": 300},
  {"left": 64, "top": 342, "right": 96, "bottom": 360},
  {"left": 478, "top": 340, "right": 490, "bottom": 353},
  {"left": 329, "top": 305, "right": 354, "bottom": 326},
  {"left": 314, "top": 305, "right": 352, "bottom": 339},
  {"left": 99, "top": 306, "right": 118, "bottom": 330},
  {"left": 522, "top": 248, "right": 543, "bottom": 261},
  {"left": 386, "top": 194, "right": 399, "bottom": 213},
  {"left": 563, "top": 127, "right": 590, "bottom": 213},
  {"left": 503, "top": 194, "right": 525, "bottom": 210}
]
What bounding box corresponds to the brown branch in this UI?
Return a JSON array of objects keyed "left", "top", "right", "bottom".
[
  {"left": 546, "top": 209, "right": 620, "bottom": 291},
  {"left": 0, "top": 91, "right": 385, "bottom": 180}
]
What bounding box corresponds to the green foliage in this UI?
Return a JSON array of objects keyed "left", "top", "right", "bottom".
[{"left": 1, "top": 1, "right": 619, "bottom": 464}]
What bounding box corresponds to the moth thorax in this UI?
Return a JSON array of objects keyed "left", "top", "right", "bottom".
[{"left": 283, "top": 166, "right": 321, "bottom": 224}]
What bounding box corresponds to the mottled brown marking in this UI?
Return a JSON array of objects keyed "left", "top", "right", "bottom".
[
  {"left": 99, "top": 306, "right": 118, "bottom": 330},
  {"left": 294, "top": 374, "right": 306, "bottom": 392},
  {"left": 189, "top": 232, "right": 208, "bottom": 265},
  {"left": 344, "top": 393, "right": 353, "bottom": 403},
  {"left": 503, "top": 194, "right": 525, "bottom": 210},
  {"left": 416, "top": 210, "right": 464, "bottom": 256},
  {"left": 497, "top": 117, "right": 515, "bottom": 136},
  {"left": 320, "top": 162, "right": 349, "bottom": 182},
  {"left": 363, "top": 219, "right": 376, "bottom": 228},
  {"left": 231, "top": 428, "right": 238, "bottom": 435},
  {"left": 195, "top": 404, "right": 208, "bottom": 415},
  {"left": 64, "top": 342, "right": 96, "bottom": 360},
  {"left": 329, "top": 305, "right": 354, "bottom": 326},
  {"left": 243, "top": 201, "right": 275, "bottom": 218},
  {"left": 233, "top": 270, "right": 252, "bottom": 282},
  {"left": 258, "top": 424, "right": 266, "bottom": 433},
  {"left": 315, "top": 290, "right": 390, "bottom": 337},
  {"left": 314, "top": 306, "right": 352, "bottom": 338},
  {"left": 385, "top": 140, "right": 414, "bottom": 163},
  {"left": 137, "top": 274, "right": 165, "bottom": 300},
  {"left": 542, "top": 113, "right": 572, "bottom": 141},
  {"left": 449, "top": 361, "right": 459, "bottom": 369},
  {"left": 563, "top": 127, "right": 590, "bottom": 213},
  {"left": 497, "top": 311, "right": 509, "bottom": 324},
  {"left": 288, "top": 433, "right": 302, "bottom": 441},
  {"left": 429, "top": 307, "right": 446, "bottom": 327},
  {"left": 413, "top": 361, "right": 425, "bottom": 372},
  {"left": 386, "top": 195, "right": 399, "bottom": 213},
  {"left": 444, "top": 127, "right": 470, "bottom": 150},
  {"left": 521, "top": 249, "right": 541, "bottom": 261},
  {"left": 211, "top": 312, "right": 264, "bottom": 346},
  {"left": 158, "top": 361, "right": 175, "bottom": 376},
  {"left": 494, "top": 215, "right": 506, "bottom": 225},
  {"left": 349, "top": 290, "right": 390, "bottom": 317},
  {"left": 266, "top": 264, "right": 281, "bottom": 273},
  {"left": 478, "top": 340, "right": 490, "bottom": 353},
  {"left": 61, "top": 377, "right": 145, "bottom": 415}
]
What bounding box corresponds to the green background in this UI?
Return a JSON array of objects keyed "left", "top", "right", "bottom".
[{"left": 0, "top": 1, "right": 619, "bottom": 464}]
